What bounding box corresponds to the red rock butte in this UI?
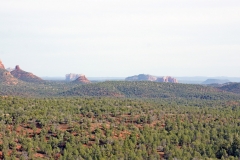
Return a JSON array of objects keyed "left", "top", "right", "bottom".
[
  {"left": 73, "top": 75, "right": 91, "bottom": 84},
  {"left": 10, "top": 65, "right": 43, "bottom": 83},
  {"left": 15, "top": 65, "right": 20, "bottom": 70},
  {"left": 0, "top": 60, "right": 5, "bottom": 69},
  {"left": 0, "top": 60, "right": 18, "bottom": 85}
]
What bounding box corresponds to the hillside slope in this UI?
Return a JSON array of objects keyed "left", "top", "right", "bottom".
[
  {"left": 11, "top": 65, "right": 43, "bottom": 83},
  {"left": 60, "top": 81, "right": 239, "bottom": 100},
  {"left": 219, "top": 83, "right": 240, "bottom": 94},
  {"left": 1, "top": 80, "right": 239, "bottom": 100},
  {"left": 0, "top": 68, "right": 19, "bottom": 85},
  {"left": 0, "top": 60, "right": 19, "bottom": 85},
  {"left": 0, "top": 81, "right": 82, "bottom": 97}
]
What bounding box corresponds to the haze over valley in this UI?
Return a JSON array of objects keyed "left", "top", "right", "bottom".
[{"left": 1, "top": 0, "right": 240, "bottom": 159}]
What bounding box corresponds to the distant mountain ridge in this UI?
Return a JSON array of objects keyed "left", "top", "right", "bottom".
[
  {"left": 202, "top": 79, "right": 230, "bottom": 85},
  {"left": 126, "top": 74, "right": 178, "bottom": 83}
]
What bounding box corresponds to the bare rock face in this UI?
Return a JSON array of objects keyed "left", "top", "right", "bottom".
[
  {"left": 10, "top": 65, "right": 43, "bottom": 83},
  {"left": 0, "top": 60, "right": 5, "bottom": 69},
  {"left": 0, "top": 60, "right": 18, "bottom": 85},
  {"left": 0, "top": 71, "right": 19, "bottom": 85},
  {"left": 156, "top": 76, "right": 178, "bottom": 83},
  {"left": 126, "top": 74, "right": 178, "bottom": 83},
  {"left": 73, "top": 75, "right": 91, "bottom": 84},
  {"left": 15, "top": 65, "right": 20, "bottom": 70}
]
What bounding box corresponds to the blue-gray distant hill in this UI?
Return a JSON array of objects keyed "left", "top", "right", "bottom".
[
  {"left": 60, "top": 81, "right": 240, "bottom": 100},
  {"left": 202, "top": 79, "right": 230, "bottom": 85}
]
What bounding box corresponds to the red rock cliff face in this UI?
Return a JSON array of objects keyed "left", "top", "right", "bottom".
[
  {"left": 0, "top": 60, "right": 5, "bottom": 69},
  {"left": 73, "top": 75, "right": 91, "bottom": 84},
  {"left": 0, "top": 61, "right": 18, "bottom": 85},
  {"left": 0, "top": 71, "right": 19, "bottom": 85},
  {"left": 10, "top": 65, "right": 43, "bottom": 83}
]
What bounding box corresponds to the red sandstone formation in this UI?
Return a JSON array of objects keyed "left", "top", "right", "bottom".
[
  {"left": 73, "top": 75, "right": 91, "bottom": 84},
  {"left": 10, "top": 65, "right": 43, "bottom": 83},
  {"left": 0, "top": 60, "right": 5, "bottom": 69},
  {"left": 0, "top": 60, "right": 18, "bottom": 85}
]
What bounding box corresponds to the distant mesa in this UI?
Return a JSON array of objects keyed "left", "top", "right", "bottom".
[
  {"left": 202, "top": 79, "right": 230, "bottom": 85},
  {"left": 66, "top": 73, "right": 83, "bottom": 81},
  {"left": 10, "top": 65, "right": 43, "bottom": 83},
  {"left": 126, "top": 74, "right": 157, "bottom": 81},
  {"left": 125, "top": 74, "right": 178, "bottom": 83},
  {"left": 73, "top": 75, "right": 91, "bottom": 84}
]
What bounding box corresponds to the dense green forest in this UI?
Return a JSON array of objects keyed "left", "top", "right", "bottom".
[
  {"left": 1, "top": 81, "right": 240, "bottom": 100},
  {"left": 1, "top": 81, "right": 240, "bottom": 159},
  {"left": 61, "top": 81, "right": 240, "bottom": 100},
  {"left": 219, "top": 83, "right": 240, "bottom": 94},
  {"left": 0, "top": 96, "right": 240, "bottom": 159}
]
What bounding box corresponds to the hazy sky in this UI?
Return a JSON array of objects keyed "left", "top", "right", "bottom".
[{"left": 1, "top": 0, "right": 240, "bottom": 77}]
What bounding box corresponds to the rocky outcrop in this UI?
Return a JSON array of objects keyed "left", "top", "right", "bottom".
[
  {"left": 0, "top": 60, "right": 5, "bottom": 69},
  {"left": 73, "top": 75, "right": 91, "bottom": 84},
  {"left": 0, "top": 70, "right": 19, "bottom": 85},
  {"left": 10, "top": 65, "right": 43, "bottom": 83},
  {"left": 156, "top": 76, "right": 178, "bottom": 83},
  {"left": 66, "top": 73, "right": 83, "bottom": 81},
  {"left": 125, "top": 74, "right": 178, "bottom": 83},
  {"left": 0, "top": 60, "right": 18, "bottom": 85}
]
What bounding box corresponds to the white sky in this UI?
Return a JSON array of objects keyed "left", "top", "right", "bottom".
[{"left": 0, "top": 0, "right": 240, "bottom": 77}]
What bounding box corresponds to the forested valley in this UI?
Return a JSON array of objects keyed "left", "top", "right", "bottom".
[
  {"left": 1, "top": 96, "right": 240, "bottom": 159},
  {"left": 1, "top": 81, "right": 240, "bottom": 99}
]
